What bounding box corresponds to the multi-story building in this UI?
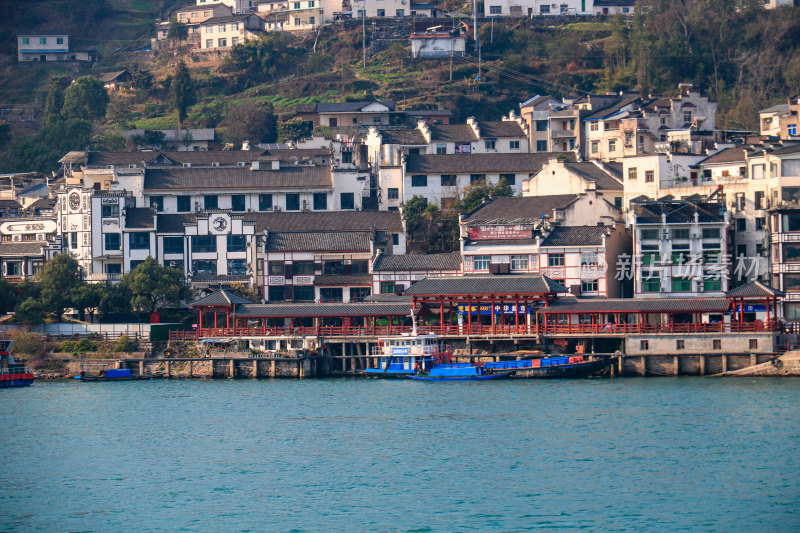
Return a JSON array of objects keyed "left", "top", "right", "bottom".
[
  {"left": 630, "top": 198, "right": 729, "bottom": 299},
  {"left": 759, "top": 98, "right": 800, "bottom": 140},
  {"left": 523, "top": 158, "right": 624, "bottom": 209},
  {"left": 199, "top": 14, "right": 263, "bottom": 49},
  {"left": 518, "top": 95, "right": 559, "bottom": 153},
  {"left": 371, "top": 252, "right": 463, "bottom": 295},
  {"left": 484, "top": 0, "right": 594, "bottom": 16},
  {"left": 16, "top": 32, "right": 95, "bottom": 62}
]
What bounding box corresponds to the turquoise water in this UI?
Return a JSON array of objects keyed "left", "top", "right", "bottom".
[{"left": 1, "top": 378, "right": 799, "bottom": 532}]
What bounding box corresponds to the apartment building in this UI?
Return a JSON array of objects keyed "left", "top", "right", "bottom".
[
  {"left": 199, "top": 14, "right": 263, "bottom": 49},
  {"left": 759, "top": 98, "right": 800, "bottom": 140},
  {"left": 484, "top": 0, "right": 594, "bottom": 16}
]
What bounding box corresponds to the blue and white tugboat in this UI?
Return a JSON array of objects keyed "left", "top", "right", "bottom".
[
  {"left": 365, "top": 333, "right": 451, "bottom": 378},
  {"left": 0, "top": 339, "right": 35, "bottom": 388}
]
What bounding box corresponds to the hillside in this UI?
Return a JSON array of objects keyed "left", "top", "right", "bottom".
[{"left": 2, "top": 1, "right": 800, "bottom": 173}]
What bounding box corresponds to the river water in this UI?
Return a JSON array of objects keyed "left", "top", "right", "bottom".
[{"left": 1, "top": 378, "right": 799, "bottom": 532}]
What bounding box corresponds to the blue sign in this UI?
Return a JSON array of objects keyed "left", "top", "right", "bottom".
[
  {"left": 456, "top": 304, "right": 531, "bottom": 315},
  {"left": 392, "top": 347, "right": 409, "bottom": 355},
  {"left": 743, "top": 305, "right": 766, "bottom": 313}
]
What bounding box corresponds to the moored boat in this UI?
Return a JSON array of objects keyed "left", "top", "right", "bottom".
[
  {"left": 484, "top": 355, "right": 610, "bottom": 378},
  {"left": 0, "top": 340, "right": 35, "bottom": 388},
  {"left": 407, "top": 363, "right": 512, "bottom": 381},
  {"left": 74, "top": 365, "right": 163, "bottom": 382},
  {"left": 365, "top": 333, "right": 451, "bottom": 378}
]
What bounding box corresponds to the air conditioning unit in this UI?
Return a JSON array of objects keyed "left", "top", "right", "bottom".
[
  {"left": 661, "top": 229, "right": 669, "bottom": 239},
  {"left": 691, "top": 232, "right": 700, "bottom": 239}
]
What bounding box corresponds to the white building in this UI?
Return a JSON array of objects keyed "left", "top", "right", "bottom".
[
  {"left": 199, "top": 14, "right": 263, "bottom": 49},
  {"left": 17, "top": 33, "right": 94, "bottom": 62},
  {"left": 484, "top": 0, "right": 594, "bottom": 16}
]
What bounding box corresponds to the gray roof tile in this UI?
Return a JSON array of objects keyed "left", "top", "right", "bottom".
[
  {"left": 373, "top": 252, "right": 462, "bottom": 272},
  {"left": 539, "top": 297, "right": 730, "bottom": 313},
  {"left": 266, "top": 232, "right": 371, "bottom": 252},
  {"left": 191, "top": 290, "right": 253, "bottom": 306},
  {"left": 157, "top": 213, "right": 197, "bottom": 233},
  {"left": 464, "top": 195, "right": 579, "bottom": 224},
  {"left": 125, "top": 207, "right": 155, "bottom": 229},
  {"left": 144, "top": 166, "right": 331, "bottom": 190},
  {"left": 406, "top": 152, "right": 574, "bottom": 174},
  {"left": 313, "top": 274, "right": 372, "bottom": 285},
  {"left": 0, "top": 242, "right": 45, "bottom": 256},
  {"left": 428, "top": 124, "right": 477, "bottom": 143},
  {"left": 404, "top": 275, "right": 568, "bottom": 296},
  {"left": 699, "top": 146, "right": 747, "bottom": 165},
  {"left": 540, "top": 226, "right": 607, "bottom": 247},
  {"left": 478, "top": 121, "right": 526, "bottom": 138},
  {"left": 726, "top": 281, "right": 784, "bottom": 298},
  {"left": 564, "top": 162, "right": 623, "bottom": 191}
]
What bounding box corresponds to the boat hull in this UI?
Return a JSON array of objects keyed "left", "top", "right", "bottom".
[
  {"left": 75, "top": 375, "right": 164, "bottom": 382},
  {"left": 407, "top": 372, "right": 511, "bottom": 381},
  {"left": 509, "top": 358, "right": 610, "bottom": 379},
  {"left": 363, "top": 369, "right": 415, "bottom": 378},
  {"left": 0, "top": 373, "right": 35, "bottom": 388}
]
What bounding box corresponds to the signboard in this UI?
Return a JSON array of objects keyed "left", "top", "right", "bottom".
[
  {"left": 0, "top": 220, "right": 57, "bottom": 234},
  {"left": 467, "top": 225, "right": 532, "bottom": 241},
  {"left": 294, "top": 276, "right": 313, "bottom": 285},
  {"left": 457, "top": 304, "right": 531, "bottom": 315},
  {"left": 268, "top": 276, "right": 285, "bottom": 285},
  {"left": 455, "top": 144, "right": 471, "bottom": 153},
  {"left": 392, "top": 347, "right": 409, "bottom": 355},
  {"left": 743, "top": 305, "right": 766, "bottom": 313}
]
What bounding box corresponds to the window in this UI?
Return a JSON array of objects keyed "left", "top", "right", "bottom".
[
  {"left": 309, "top": 16, "right": 315, "bottom": 24},
  {"left": 130, "top": 260, "right": 144, "bottom": 270},
  {"left": 313, "top": 192, "right": 327, "bottom": 211},
  {"left": 232, "top": 37, "right": 239, "bottom": 46},
  {"left": 511, "top": 255, "right": 528, "bottom": 270},
  {"left": 218, "top": 38, "right": 227, "bottom": 47},
  {"left": 473, "top": 256, "right": 490, "bottom": 271},
  {"left": 70, "top": 232, "right": 77, "bottom": 249},
  {"left": 755, "top": 191, "right": 765, "bottom": 210},
  {"left": 294, "top": 285, "right": 315, "bottom": 302},
  {"left": 704, "top": 278, "right": 722, "bottom": 291},
  {"left": 206, "top": 26, "right": 213, "bottom": 33},
  {"left": 231, "top": 23, "right": 239, "bottom": 30},
  {"left": 22, "top": 38, "right": 29, "bottom": 44},
  {"left": 441, "top": 174, "right": 456, "bottom": 187},
  {"left": 178, "top": 196, "right": 191, "bottom": 212},
  {"left": 581, "top": 252, "right": 598, "bottom": 266},
  {"left": 628, "top": 168, "right": 637, "bottom": 181},
  {"left": 672, "top": 228, "right": 690, "bottom": 240},
  {"left": 712, "top": 339, "right": 722, "bottom": 350},
  {"left": 206, "top": 40, "right": 213, "bottom": 48},
  {"left": 540, "top": 5, "right": 550, "bottom": 13},
  {"left": 204, "top": 195, "right": 218, "bottom": 210},
  {"left": 640, "top": 340, "right": 649, "bottom": 351},
  {"left": 510, "top": 140, "right": 520, "bottom": 150},
  {"left": 590, "top": 141, "right": 599, "bottom": 154},
  {"left": 608, "top": 140, "right": 616, "bottom": 152},
  {"left": 499, "top": 174, "right": 515, "bottom": 186},
  {"left": 268, "top": 285, "right": 285, "bottom": 301},
  {"left": 380, "top": 281, "right": 396, "bottom": 294},
  {"left": 388, "top": 188, "right": 399, "bottom": 200},
  {"left": 736, "top": 218, "right": 747, "bottom": 232},
  {"left": 436, "top": 144, "right": 447, "bottom": 154},
  {"left": 615, "top": 197, "right": 622, "bottom": 209},
  {"left": 485, "top": 139, "right": 496, "bottom": 150},
  {"left": 702, "top": 228, "right": 720, "bottom": 239},
  {"left": 789, "top": 125, "right": 798, "bottom": 136},
  {"left": 350, "top": 287, "right": 371, "bottom": 302},
  {"left": 191, "top": 235, "right": 216, "bottom": 253},
  {"left": 756, "top": 217, "right": 766, "bottom": 230},
  {"left": 227, "top": 259, "right": 247, "bottom": 275},
  {"left": 102, "top": 204, "right": 119, "bottom": 218},
  {"left": 259, "top": 194, "right": 273, "bottom": 211},
  {"left": 286, "top": 194, "right": 300, "bottom": 211},
  {"left": 396, "top": 9, "right": 404, "bottom": 16},
  {"left": 411, "top": 175, "right": 427, "bottom": 187},
  {"left": 749, "top": 339, "right": 758, "bottom": 350},
  {"left": 672, "top": 277, "right": 692, "bottom": 292},
  {"left": 645, "top": 170, "right": 655, "bottom": 183},
  {"left": 377, "top": 9, "right": 385, "bottom": 16},
  {"left": 227, "top": 235, "right": 246, "bottom": 252},
  {"left": 106, "top": 263, "right": 122, "bottom": 274},
  {"left": 548, "top": 253, "right": 564, "bottom": 267},
  {"left": 130, "top": 233, "right": 150, "bottom": 250},
  {"left": 677, "top": 340, "right": 685, "bottom": 350},
  {"left": 164, "top": 237, "right": 183, "bottom": 254},
  {"left": 56, "top": 37, "right": 64, "bottom": 44},
  {"left": 489, "top": 5, "right": 502, "bottom": 14},
  {"left": 231, "top": 195, "right": 245, "bottom": 212},
  {"left": 683, "top": 109, "right": 693, "bottom": 123},
  {"left": 536, "top": 120, "right": 548, "bottom": 131},
  {"left": 40, "top": 37, "right": 47, "bottom": 44},
  {"left": 641, "top": 229, "right": 659, "bottom": 240},
  {"left": 470, "top": 174, "right": 486, "bottom": 184},
  {"left": 293, "top": 1, "right": 300, "bottom": 7},
  {"left": 392, "top": 233, "right": 399, "bottom": 246},
  {"left": 104, "top": 233, "right": 121, "bottom": 251},
  {"left": 268, "top": 261, "right": 285, "bottom": 275},
  {"left": 641, "top": 252, "right": 660, "bottom": 266},
  {"left": 581, "top": 279, "right": 598, "bottom": 292},
  {"left": 642, "top": 278, "right": 661, "bottom": 292},
  {"left": 536, "top": 140, "right": 547, "bottom": 152},
  {"left": 672, "top": 251, "right": 690, "bottom": 265},
  {"left": 293, "top": 261, "right": 315, "bottom": 275},
  {"left": 340, "top": 192, "right": 355, "bottom": 210}
]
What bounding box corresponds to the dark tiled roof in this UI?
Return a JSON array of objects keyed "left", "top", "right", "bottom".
[
  {"left": 98, "top": 70, "right": 129, "bottom": 83},
  {"left": 0, "top": 242, "right": 45, "bottom": 256},
  {"left": 125, "top": 207, "right": 155, "bottom": 229},
  {"left": 373, "top": 252, "right": 462, "bottom": 272},
  {"left": 0, "top": 200, "right": 22, "bottom": 209},
  {"left": 191, "top": 290, "right": 252, "bottom": 307},
  {"left": 200, "top": 14, "right": 257, "bottom": 24},
  {"left": 143, "top": 166, "right": 331, "bottom": 190},
  {"left": 564, "top": 162, "right": 623, "bottom": 191},
  {"left": 633, "top": 200, "right": 725, "bottom": 224},
  {"left": 726, "top": 281, "right": 784, "bottom": 298},
  {"left": 316, "top": 101, "right": 395, "bottom": 113},
  {"left": 428, "top": 124, "right": 477, "bottom": 143},
  {"left": 478, "top": 121, "right": 526, "bottom": 138},
  {"left": 603, "top": 161, "right": 623, "bottom": 179},
  {"left": 266, "top": 231, "right": 371, "bottom": 252},
  {"left": 247, "top": 211, "right": 403, "bottom": 232},
  {"left": 465, "top": 238, "right": 539, "bottom": 247},
  {"left": 540, "top": 226, "right": 607, "bottom": 247},
  {"left": 313, "top": 274, "right": 372, "bottom": 285},
  {"left": 583, "top": 95, "right": 640, "bottom": 121},
  {"left": 406, "top": 153, "right": 573, "bottom": 174},
  {"left": 85, "top": 150, "right": 266, "bottom": 167},
  {"left": 539, "top": 297, "right": 730, "bottom": 314},
  {"left": 760, "top": 103, "right": 790, "bottom": 114},
  {"left": 699, "top": 147, "right": 747, "bottom": 165},
  {"left": 770, "top": 143, "right": 800, "bottom": 155},
  {"left": 364, "top": 293, "right": 413, "bottom": 303},
  {"left": 26, "top": 198, "right": 56, "bottom": 211},
  {"left": 234, "top": 302, "right": 412, "bottom": 317},
  {"left": 377, "top": 128, "right": 427, "bottom": 145},
  {"left": 464, "top": 195, "right": 579, "bottom": 224},
  {"left": 404, "top": 275, "right": 568, "bottom": 296},
  {"left": 157, "top": 213, "right": 197, "bottom": 233}
]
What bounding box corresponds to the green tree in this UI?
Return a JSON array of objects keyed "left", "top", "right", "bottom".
[
  {"left": 0, "top": 119, "right": 93, "bottom": 173},
  {"left": 169, "top": 61, "right": 197, "bottom": 129},
  {"left": 0, "top": 277, "right": 15, "bottom": 314},
  {"left": 277, "top": 118, "right": 313, "bottom": 142},
  {"left": 458, "top": 179, "right": 514, "bottom": 213},
  {"left": 133, "top": 130, "right": 167, "bottom": 150},
  {"left": 62, "top": 76, "right": 109, "bottom": 121},
  {"left": 220, "top": 99, "right": 277, "bottom": 145},
  {"left": 167, "top": 21, "right": 189, "bottom": 42},
  {"left": 43, "top": 75, "right": 72, "bottom": 126},
  {"left": 98, "top": 283, "right": 133, "bottom": 316},
  {"left": 39, "top": 253, "right": 83, "bottom": 320},
  {"left": 119, "top": 257, "right": 192, "bottom": 313},
  {"left": 71, "top": 283, "right": 105, "bottom": 322},
  {"left": 15, "top": 298, "right": 44, "bottom": 327},
  {"left": 130, "top": 65, "right": 153, "bottom": 93}
]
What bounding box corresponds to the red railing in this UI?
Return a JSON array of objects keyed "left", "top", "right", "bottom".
[{"left": 169, "top": 320, "right": 781, "bottom": 341}]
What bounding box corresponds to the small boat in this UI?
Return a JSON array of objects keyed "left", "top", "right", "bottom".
[
  {"left": 365, "top": 333, "right": 451, "bottom": 378},
  {"left": 485, "top": 355, "right": 610, "bottom": 378},
  {"left": 74, "top": 365, "right": 163, "bottom": 382},
  {"left": 0, "top": 339, "right": 35, "bottom": 388},
  {"left": 408, "top": 363, "right": 512, "bottom": 381}
]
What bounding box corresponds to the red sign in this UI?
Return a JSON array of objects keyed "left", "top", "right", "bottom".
[{"left": 467, "top": 225, "right": 532, "bottom": 241}]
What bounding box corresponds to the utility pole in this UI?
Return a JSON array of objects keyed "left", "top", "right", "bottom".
[
  {"left": 362, "top": 13, "right": 366, "bottom": 69},
  {"left": 449, "top": 49, "right": 453, "bottom": 81},
  {"left": 473, "top": 0, "right": 478, "bottom": 53}
]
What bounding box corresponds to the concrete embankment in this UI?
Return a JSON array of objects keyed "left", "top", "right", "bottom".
[{"left": 712, "top": 351, "right": 800, "bottom": 377}]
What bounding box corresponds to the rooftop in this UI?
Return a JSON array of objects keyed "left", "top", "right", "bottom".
[
  {"left": 540, "top": 226, "right": 608, "bottom": 247},
  {"left": 406, "top": 152, "right": 573, "bottom": 174},
  {"left": 404, "top": 275, "right": 568, "bottom": 296},
  {"left": 463, "top": 195, "right": 580, "bottom": 224},
  {"left": 265, "top": 231, "right": 372, "bottom": 252},
  {"left": 373, "top": 252, "right": 463, "bottom": 272}
]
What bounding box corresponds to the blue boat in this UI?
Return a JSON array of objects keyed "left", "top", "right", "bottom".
[
  {"left": 365, "top": 333, "right": 451, "bottom": 378},
  {"left": 407, "top": 363, "right": 512, "bottom": 381},
  {"left": 74, "top": 364, "right": 163, "bottom": 382}
]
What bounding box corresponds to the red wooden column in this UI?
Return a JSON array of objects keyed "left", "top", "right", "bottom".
[
  {"left": 198, "top": 308, "right": 203, "bottom": 332},
  {"left": 467, "top": 298, "right": 472, "bottom": 333},
  {"left": 514, "top": 297, "right": 520, "bottom": 332},
  {"left": 440, "top": 297, "right": 445, "bottom": 334},
  {"left": 491, "top": 297, "right": 496, "bottom": 335},
  {"left": 214, "top": 308, "right": 218, "bottom": 329}
]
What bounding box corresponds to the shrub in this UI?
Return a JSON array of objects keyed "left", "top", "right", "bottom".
[
  {"left": 59, "top": 339, "right": 98, "bottom": 354},
  {"left": 114, "top": 335, "right": 138, "bottom": 353},
  {"left": 11, "top": 332, "right": 46, "bottom": 357}
]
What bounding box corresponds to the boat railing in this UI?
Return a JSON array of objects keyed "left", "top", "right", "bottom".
[{"left": 0, "top": 367, "right": 33, "bottom": 375}]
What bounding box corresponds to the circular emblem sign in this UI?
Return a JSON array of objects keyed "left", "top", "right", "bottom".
[
  {"left": 69, "top": 192, "right": 81, "bottom": 212},
  {"left": 212, "top": 216, "right": 228, "bottom": 232}
]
